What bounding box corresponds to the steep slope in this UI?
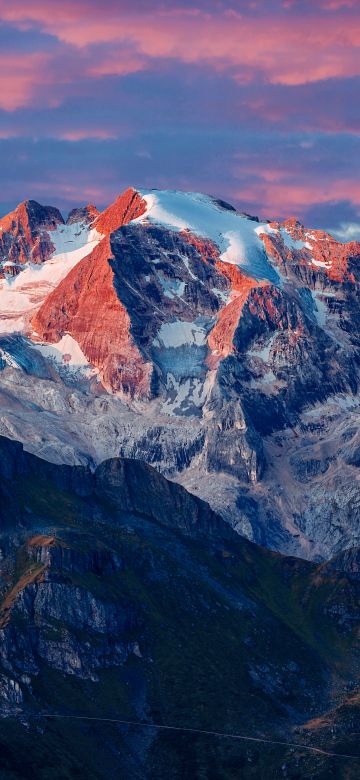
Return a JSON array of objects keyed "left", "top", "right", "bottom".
[
  {"left": 0, "top": 187, "right": 359, "bottom": 558},
  {"left": 0, "top": 435, "right": 360, "bottom": 778},
  {"left": 31, "top": 189, "right": 151, "bottom": 397},
  {"left": 32, "top": 237, "right": 152, "bottom": 397},
  {"left": 92, "top": 186, "right": 146, "bottom": 234},
  {"left": 0, "top": 203, "right": 103, "bottom": 335},
  {"left": 0, "top": 187, "right": 144, "bottom": 340}
]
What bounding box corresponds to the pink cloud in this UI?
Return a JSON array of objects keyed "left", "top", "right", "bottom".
[
  {"left": 243, "top": 91, "right": 360, "bottom": 134},
  {"left": 0, "top": 43, "right": 146, "bottom": 112},
  {"left": 320, "top": 0, "right": 357, "bottom": 9},
  {"left": 0, "top": 3, "right": 359, "bottom": 89},
  {"left": 86, "top": 52, "right": 145, "bottom": 78},
  {"left": 58, "top": 129, "right": 118, "bottom": 141},
  {"left": 0, "top": 128, "right": 21, "bottom": 139},
  {"left": 30, "top": 178, "right": 107, "bottom": 201},
  {"left": 234, "top": 171, "right": 360, "bottom": 217},
  {"left": 0, "top": 52, "right": 51, "bottom": 110}
]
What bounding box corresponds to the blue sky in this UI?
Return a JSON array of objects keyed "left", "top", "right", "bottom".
[{"left": 0, "top": 0, "right": 359, "bottom": 238}]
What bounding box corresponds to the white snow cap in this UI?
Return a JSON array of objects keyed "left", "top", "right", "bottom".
[{"left": 133, "top": 189, "right": 280, "bottom": 285}]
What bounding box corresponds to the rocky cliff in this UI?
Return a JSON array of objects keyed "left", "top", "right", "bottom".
[{"left": 0, "top": 200, "right": 64, "bottom": 274}]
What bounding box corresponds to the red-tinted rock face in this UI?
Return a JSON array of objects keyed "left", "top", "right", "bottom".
[
  {"left": 180, "top": 230, "right": 220, "bottom": 265},
  {"left": 14, "top": 188, "right": 151, "bottom": 399},
  {"left": 31, "top": 236, "right": 152, "bottom": 399},
  {"left": 207, "top": 264, "right": 263, "bottom": 367},
  {"left": 309, "top": 236, "right": 358, "bottom": 283},
  {"left": 93, "top": 188, "right": 147, "bottom": 235},
  {"left": 259, "top": 219, "right": 360, "bottom": 284},
  {"left": 0, "top": 200, "right": 64, "bottom": 266}
]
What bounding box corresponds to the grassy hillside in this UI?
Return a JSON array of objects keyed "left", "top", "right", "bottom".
[{"left": 0, "top": 438, "right": 359, "bottom": 778}]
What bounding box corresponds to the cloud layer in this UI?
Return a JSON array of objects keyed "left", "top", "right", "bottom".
[{"left": 0, "top": 0, "right": 359, "bottom": 234}]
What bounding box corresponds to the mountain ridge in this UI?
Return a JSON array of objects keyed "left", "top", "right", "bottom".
[
  {"left": 0, "top": 186, "right": 359, "bottom": 560},
  {"left": 0, "top": 433, "right": 359, "bottom": 778}
]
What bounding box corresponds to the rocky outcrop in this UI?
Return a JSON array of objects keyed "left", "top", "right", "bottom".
[
  {"left": 66, "top": 204, "right": 99, "bottom": 225},
  {"left": 260, "top": 217, "right": 360, "bottom": 284},
  {"left": 0, "top": 435, "right": 235, "bottom": 542},
  {"left": 26, "top": 534, "right": 123, "bottom": 575},
  {"left": 0, "top": 200, "right": 64, "bottom": 268},
  {"left": 95, "top": 456, "right": 235, "bottom": 539},
  {"left": 0, "top": 544, "right": 140, "bottom": 681},
  {"left": 322, "top": 547, "right": 360, "bottom": 581},
  {"left": 207, "top": 266, "right": 262, "bottom": 366},
  {"left": 93, "top": 187, "right": 147, "bottom": 235}
]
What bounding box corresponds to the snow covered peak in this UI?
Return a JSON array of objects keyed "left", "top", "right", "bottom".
[
  {"left": 133, "top": 189, "right": 280, "bottom": 285},
  {"left": 0, "top": 199, "right": 64, "bottom": 234}
]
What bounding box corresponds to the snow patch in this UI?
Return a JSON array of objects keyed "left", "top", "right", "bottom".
[
  {"left": 302, "top": 394, "right": 360, "bottom": 418},
  {"left": 181, "top": 255, "right": 197, "bottom": 280},
  {"left": 254, "top": 224, "right": 278, "bottom": 237},
  {"left": 248, "top": 334, "right": 277, "bottom": 363},
  {"left": 157, "top": 274, "right": 185, "bottom": 300},
  {"left": 161, "top": 371, "right": 215, "bottom": 416},
  {"left": 154, "top": 319, "right": 207, "bottom": 349},
  {"left": 0, "top": 348, "right": 21, "bottom": 370},
  {"left": 281, "top": 230, "right": 311, "bottom": 251},
  {"left": 212, "top": 286, "right": 229, "bottom": 303},
  {"left": 311, "top": 291, "right": 328, "bottom": 330},
  {"left": 0, "top": 221, "right": 103, "bottom": 335},
  {"left": 33, "top": 334, "right": 96, "bottom": 375},
  {"left": 220, "top": 231, "right": 248, "bottom": 265},
  {"left": 311, "top": 258, "right": 330, "bottom": 268},
  {"left": 50, "top": 221, "right": 100, "bottom": 259}
]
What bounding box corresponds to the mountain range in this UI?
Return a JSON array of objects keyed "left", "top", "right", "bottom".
[{"left": 0, "top": 187, "right": 359, "bottom": 560}]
